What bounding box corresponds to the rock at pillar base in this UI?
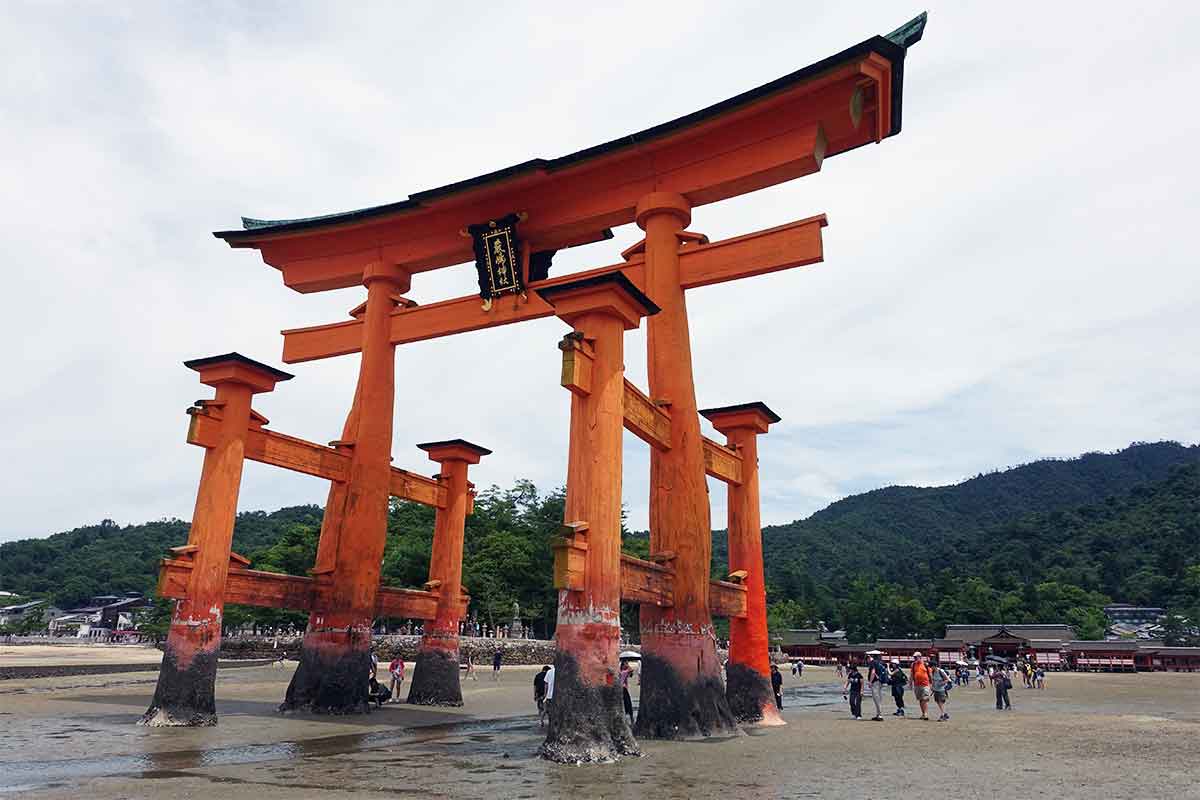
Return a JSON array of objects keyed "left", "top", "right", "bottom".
[
  {"left": 139, "top": 647, "right": 219, "bottom": 727},
  {"left": 540, "top": 652, "right": 640, "bottom": 764},
  {"left": 407, "top": 643, "right": 463, "bottom": 706},
  {"left": 634, "top": 653, "right": 740, "bottom": 740},
  {"left": 725, "top": 662, "right": 783, "bottom": 725},
  {"left": 280, "top": 628, "right": 372, "bottom": 714}
]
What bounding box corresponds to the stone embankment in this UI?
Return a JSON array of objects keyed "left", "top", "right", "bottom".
[{"left": 219, "top": 635, "right": 566, "bottom": 665}]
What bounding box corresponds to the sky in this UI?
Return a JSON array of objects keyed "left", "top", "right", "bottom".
[{"left": 1, "top": 2, "right": 1198, "bottom": 544}]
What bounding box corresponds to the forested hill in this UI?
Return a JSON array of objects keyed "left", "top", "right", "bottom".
[
  {"left": 3, "top": 441, "right": 1198, "bottom": 643},
  {"left": 753, "top": 441, "right": 1200, "bottom": 638}
]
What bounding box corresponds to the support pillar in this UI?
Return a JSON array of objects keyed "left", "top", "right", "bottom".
[
  {"left": 537, "top": 272, "right": 658, "bottom": 762},
  {"left": 142, "top": 354, "right": 291, "bottom": 726},
  {"left": 701, "top": 402, "right": 783, "bottom": 725},
  {"left": 282, "top": 263, "right": 409, "bottom": 714},
  {"left": 407, "top": 439, "right": 490, "bottom": 706},
  {"left": 635, "top": 191, "right": 739, "bottom": 739}
]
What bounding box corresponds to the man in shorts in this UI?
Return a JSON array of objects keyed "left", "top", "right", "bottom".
[{"left": 910, "top": 651, "right": 933, "bottom": 720}]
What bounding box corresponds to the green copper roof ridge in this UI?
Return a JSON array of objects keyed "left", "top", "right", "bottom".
[{"left": 886, "top": 11, "right": 928, "bottom": 49}]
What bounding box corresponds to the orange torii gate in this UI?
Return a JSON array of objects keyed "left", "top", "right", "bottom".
[{"left": 141, "top": 14, "right": 925, "bottom": 762}]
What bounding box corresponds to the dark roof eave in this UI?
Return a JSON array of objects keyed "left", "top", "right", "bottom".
[{"left": 213, "top": 13, "right": 926, "bottom": 243}]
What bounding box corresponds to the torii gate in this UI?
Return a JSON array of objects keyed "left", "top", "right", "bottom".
[{"left": 140, "top": 14, "right": 925, "bottom": 762}]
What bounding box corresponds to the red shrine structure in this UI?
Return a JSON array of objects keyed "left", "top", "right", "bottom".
[{"left": 142, "top": 14, "right": 926, "bottom": 762}]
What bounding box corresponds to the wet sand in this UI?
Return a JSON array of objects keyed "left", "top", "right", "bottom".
[{"left": 1, "top": 660, "right": 1197, "bottom": 799}]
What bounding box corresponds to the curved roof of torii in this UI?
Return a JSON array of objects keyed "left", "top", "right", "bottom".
[{"left": 214, "top": 13, "right": 926, "bottom": 293}]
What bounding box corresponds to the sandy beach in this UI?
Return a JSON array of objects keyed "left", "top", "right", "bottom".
[{"left": 1, "top": 650, "right": 1197, "bottom": 799}]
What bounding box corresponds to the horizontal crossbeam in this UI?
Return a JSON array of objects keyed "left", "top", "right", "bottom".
[
  {"left": 619, "top": 379, "right": 742, "bottom": 484},
  {"left": 620, "top": 553, "right": 674, "bottom": 608},
  {"left": 281, "top": 216, "right": 826, "bottom": 363},
  {"left": 157, "top": 558, "right": 469, "bottom": 620},
  {"left": 187, "top": 407, "right": 446, "bottom": 508}
]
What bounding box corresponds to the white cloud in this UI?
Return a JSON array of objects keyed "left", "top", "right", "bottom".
[{"left": 2, "top": 2, "right": 1198, "bottom": 543}]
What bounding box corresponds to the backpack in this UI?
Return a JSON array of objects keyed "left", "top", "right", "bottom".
[
  {"left": 872, "top": 661, "right": 890, "bottom": 685},
  {"left": 893, "top": 670, "right": 908, "bottom": 688}
]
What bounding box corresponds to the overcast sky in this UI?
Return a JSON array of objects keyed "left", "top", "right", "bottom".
[{"left": 2, "top": 2, "right": 1198, "bottom": 544}]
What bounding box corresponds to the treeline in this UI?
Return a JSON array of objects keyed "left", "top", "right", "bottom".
[{"left": 3, "top": 442, "right": 1198, "bottom": 645}]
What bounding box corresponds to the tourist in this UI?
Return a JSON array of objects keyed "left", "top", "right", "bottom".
[
  {"left": 930, "top": 660, "right": 952, "bottom": 721},
  {"left": 843, "top": 662, "right": 864, "bottom": 720},
  {"left": 889, "top": 662, "right": 907, "bottom": 717},
  {"left": 367, "top": 676, "right": 391, "bottom": 707},
  {"left": 866, "top": 650, "right": 888, "bottom": 721},
  {"left": 1035, "top": 666, "right": 1046, "bottom": 690},
  {"left": 369, "top": 647, "right": 379, "bottom": 679},
  {"left": 534, "top": 665, "right": 550, "bottom": 726},
  {"left": 388, "top": 655, "right": 405, "bottom": 703},
  {"left": 620, "top": 660, "right": 636, "bottom": 723},
  {"left": 993, "top": 665, "right": 1012, "bottom": 710},
  {"left": 976, "top": 663, "right": 986, "bottom": 688},
  {"left": 792, "top": 659, "right": 804, "bottom": 678},
  {"left": 492, "top": 649, "right": 502, "bottom": 681},
  {"left": 543, "top": 663, "right": 556, "bottom": 719},
  {"left": 465, "top": 651, "right": 477, "bottom": 681},
  {"left": 771, "top": 663, "right": 784, "bottom": 710},
  {"left": 910, "top": 651, "right": 933, "bottom": 720},
  {"left": 836, "top": 661, "right": 845, "bottom": 678}
]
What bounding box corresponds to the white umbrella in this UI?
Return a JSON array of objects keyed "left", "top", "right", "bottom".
[{"left": 619, "top": 651, "right": 642, "bottom": 660}]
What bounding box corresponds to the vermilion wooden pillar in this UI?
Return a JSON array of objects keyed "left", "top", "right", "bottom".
[
  {"left": 700, "top": 402, "right": 783, "bottom": 725},
  {"left": 282, "top": 263, "right": 410, "bottom": 713},
  {"left": 142, "top": 354, "right": 291, "bottom": 726},
  {"left": 635, "top": 192, "right": 738, "bottom": 738},
  {"left": 537, "top": 272, "right": 658, "bottom": 762},
  {"left": 407, "top": 439, "right": 490, "bottom": 706}
]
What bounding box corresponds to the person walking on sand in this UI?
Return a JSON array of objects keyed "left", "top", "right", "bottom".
[
  {"left": 387, "top": 655, "right": 405, "bottom": 703},
  {"left": 865, "top": 650, "right": 889, "bottom": 721},
  {"left": 1035, "top": 665, "right": 1046, "bottom": 690},
  {"left": 889, "top": 662, "right": 908, "bottom": 717},
  {"left": 619, "top": 660, "right": 636, "bottom": 723},
  {"left": 931, "top": 661, "right": 952, "bottom": 721},
  {"left": 910, "top": 651, "right": 933, "bottom": 720},
  {"left": 976, "top": 663, "right": 986, "bottom": 688},
  {"left": 771, "top": 663, "right": 784, "bottom": 710},
  {"left": 543, "top": 663, "right": 556, "bottom": 718},
  {"left": 492, "top": 649, "right": 502, "bottom": 682},
  {"left": 993, "top": 664, "right": 1012, "bottom": 710},
  {"left": 464, "top": 652, "right": 477, "bottom": 680},
  {"left": 534, "top": 665, "right": 550, "bottom": 726},
  {"left": 843, "top": 662, "right": 864, "bottom": 720}
]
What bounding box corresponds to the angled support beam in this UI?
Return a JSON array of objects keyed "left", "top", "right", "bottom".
[
  {"left": 280, "top": 215, "right": 826, "bottom": 364},
  {"left": 186, "top": 406, "right": 447, "bottom": 508},
  {"left": 620, "top": 553, "right": 675, "bottom": 609}
]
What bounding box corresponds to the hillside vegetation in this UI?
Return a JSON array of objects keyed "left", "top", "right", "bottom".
[{"left": 3, "top": 442, "right": 1197, "bottom": 644}]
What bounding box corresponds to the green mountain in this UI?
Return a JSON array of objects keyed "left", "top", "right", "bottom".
[{"left": 3, "top": 441, "right": 1197, "bottom": 644}]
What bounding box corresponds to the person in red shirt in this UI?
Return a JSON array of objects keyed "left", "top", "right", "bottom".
[
  {"left": 910, "top": 651, "right": 932, "bottom": 720},
  {"left": 387, "top": 656, "right": 405, "bottom": 703}
]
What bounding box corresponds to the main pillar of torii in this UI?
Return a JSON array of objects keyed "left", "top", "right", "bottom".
[
  {"left": 634, "top": 191, "right": 738, "bottom": 738},
  {"left": 282, "top": 262, "right": 410, "bottom": 713},
  {"left": 701, "top": 402, "right": 782, "bottom": 725},
  {"left": 537, "top": 272, "right": 658, "bottom": 762}
]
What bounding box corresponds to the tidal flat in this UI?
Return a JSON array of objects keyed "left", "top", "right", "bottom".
[{"left": 1, "top": 647, "right": 1197, "bottom": 799}]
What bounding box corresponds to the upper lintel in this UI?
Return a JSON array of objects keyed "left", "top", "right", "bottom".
[{"left": 211, "top": 15, "right": 925, "bottom": 294}]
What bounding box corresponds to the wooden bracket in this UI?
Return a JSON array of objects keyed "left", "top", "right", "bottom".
[
  {"left": 552, "top": 521, "right": 589, "bottom": 591},
  {"left": 424, "top": 579, "right": 443, "bottom": 591},
  {"left": 559, "top": 332, "right": 595, "bottom": 397},
  {"left": 649, "top": 550, "right": 677, "bottom": 564},
  {"left": 727, "top": 569, "right": 749, "bottom": 584}
]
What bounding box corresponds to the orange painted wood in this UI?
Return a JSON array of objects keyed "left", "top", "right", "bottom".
[
  {"left": 622, "top": 379, "right": 671, "bottom": 451},
  {"left": 637, "top": 191, "right": 724, "bottom": 688},
  {"left": 701, "top": 436, "right": 743, "bottom": 485},
  {"left": 707, "top": 580, "right": 749, "bottom": 619},
  {"left": 703, "top": 403, "right": 779, "bottom": 722},
  {"left": 187, "top": 407, "right": 446, "bottom": 508},
  {"left": 225, "top": 61, "right": 883, "bottom": 292},
  {"left": 279, "top": 216, "right": 825, "bottom": 363},
  {"left": 157, "top": 559, "right": 467, "bottom": 620},
  {"left": 619, "top": 553, "right": 674, "bottom": 609}
]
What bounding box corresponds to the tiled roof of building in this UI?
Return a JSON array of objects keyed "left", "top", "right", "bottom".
[{"left": 944, "top": 624, "right": 1076, "bottom": 642}]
